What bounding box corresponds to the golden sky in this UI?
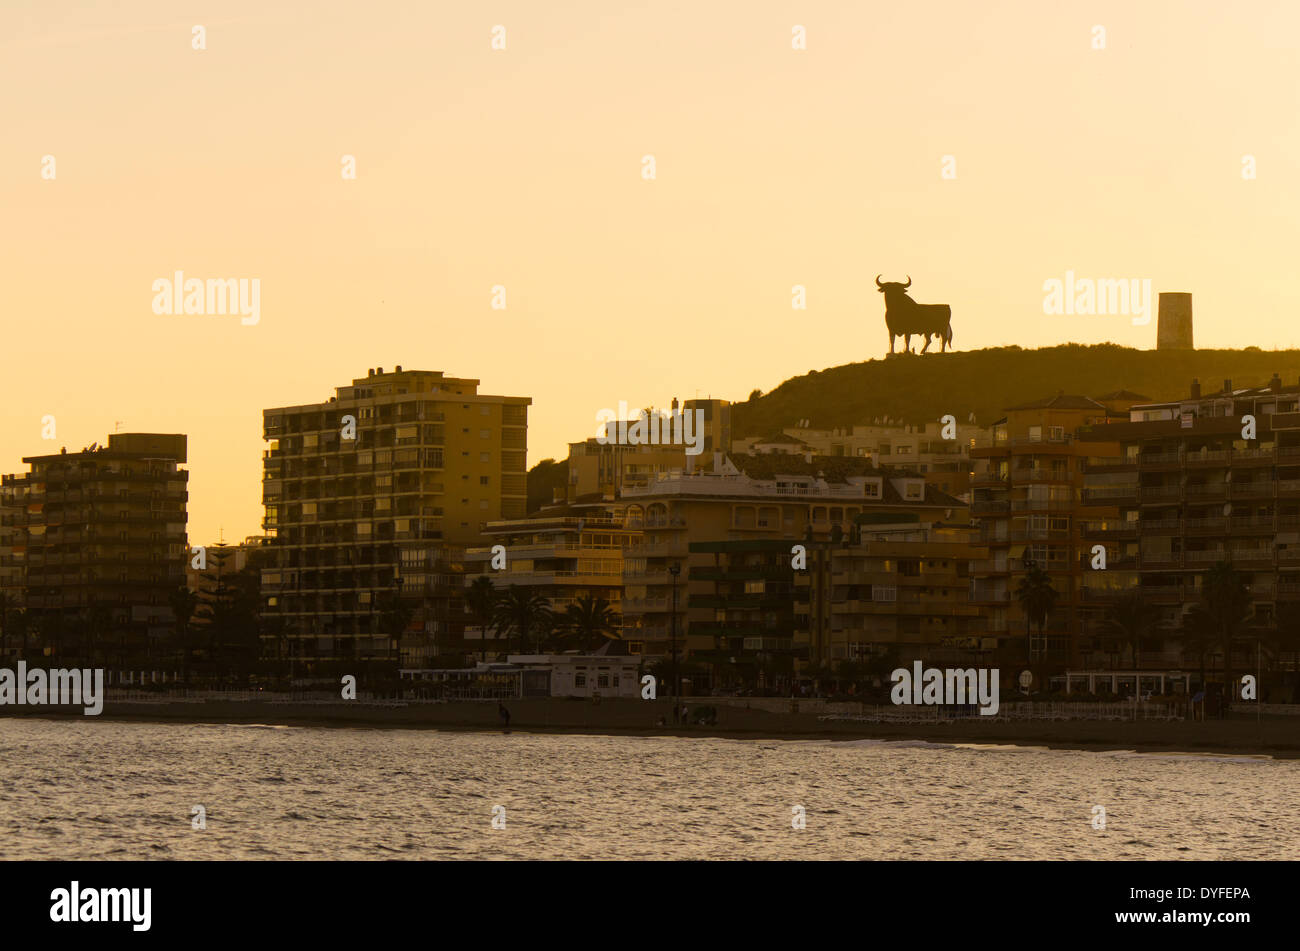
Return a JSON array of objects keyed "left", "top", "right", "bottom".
[{"left": 2, "top": 0, "right": 1297, "bottom": 543}]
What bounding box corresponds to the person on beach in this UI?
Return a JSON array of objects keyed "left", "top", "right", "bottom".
[{"left": 498, "top": 702, "right": 511, "bottom": 729}]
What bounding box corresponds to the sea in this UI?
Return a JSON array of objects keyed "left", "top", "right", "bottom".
[{"left": 1, "top": 719, "right": 1296, "bottom": 859}]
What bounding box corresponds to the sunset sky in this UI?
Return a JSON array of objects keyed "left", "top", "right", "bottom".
[{"left": 2, "top": 0, "right": 1297, "bottom": 543}]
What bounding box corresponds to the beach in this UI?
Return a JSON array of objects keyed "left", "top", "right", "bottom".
[{"left": 4, "top": 697, "right": 1297, "bottom": 759}]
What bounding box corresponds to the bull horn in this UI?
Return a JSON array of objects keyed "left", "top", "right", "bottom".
[
  {"left": 875, "top": 275, "right": 884, "bottom": 288},
  {"left": 902, "top": 275, "right": 912, "bottom": 288}
]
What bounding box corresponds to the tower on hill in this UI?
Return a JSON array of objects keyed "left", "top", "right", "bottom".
[{"left": 1157, "top": 292, "right": 1194, "bottom": 350}]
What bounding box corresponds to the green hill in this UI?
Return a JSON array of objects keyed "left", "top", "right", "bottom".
[{"left": 733, "top": 345, "right": 1300, "bottom": 436}]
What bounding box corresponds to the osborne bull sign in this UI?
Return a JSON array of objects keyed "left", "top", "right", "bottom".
[{"left": 876, "top": 275, "right": 953, "bottom": 354}]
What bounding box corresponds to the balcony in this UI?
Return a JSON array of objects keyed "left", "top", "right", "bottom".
[
  {"left": 1083, "top": 456, "right": 1135, "bottom": 473},
  {"left": 1230, "top": 482, "right": 1273, "bottom": 499},
  {"left": 1232, "top": 448, "right": 1275, "bottom": 466},
  {"left": 1082, "top": 521, "right": 1137, "bottom": 537},
  {"left": 1138, "top": 485, "right": 1181, "bottom": 502},
  {"left": 1184, "top": 450, "right": 1231, "bottom": 466},
  {"left": 1228, "top": 547, "right": 1273, "bottom": 563},
  {"left": 1138, "top": 451, "right": 1184, "bottom": 468},
  {"left": 1013, "top": 467, "right": 1071, "bottom": 483},
  {"left": 1010, "top": 499, "right": 1074, "bottom": 512},
  {"left": 1082, "top": 485, "right": 1137, "bottom": 503}
]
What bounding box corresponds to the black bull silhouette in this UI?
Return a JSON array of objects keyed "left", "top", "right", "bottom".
[{"left": 876, "top": 275, "right": 952, "bottom": 354}]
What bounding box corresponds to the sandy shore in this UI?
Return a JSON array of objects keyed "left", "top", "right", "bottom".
[{"left": 4, "top": 698, "right": 1298, "bottom": 758}]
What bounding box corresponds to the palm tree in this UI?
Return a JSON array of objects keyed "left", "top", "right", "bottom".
[
  {"left": 1202, "top": 561, "right": 1251, "bottom": 701},
  {"left": 1104, "top": 588, "right": 1159, "bottom": 674},
  {"left": 1015, "top": 560, "right": 1059, "bottom": 684},
  {"left": 4, "top": 606, "right": 31, "bottom": 663},
  {"left": 465, "top": 577, "right": 500, "bottom": 662},
  {"left": 0, "top": 592, "right": 13, "bottom": 661},
  {"left": 560, "top": 595, "right": 619, "bottom": 651},
  {"left": 1274, "top": 601, "right": 1300, "bottom": 699},
  {"left": 168, "top": 585, "right": 198, "bottom": 685},
  {"left": 493, "top": 586, "right": 553, "bottom": 655},
  {"left": 377, "top": 593, "right": 416, "bottom": 672},
  {"left": 1177, "top": 605, "right": 1216, "bottom": 695},
  {"left": 261, "top": 613, "right": 291, "bottom": 681},
  {"left": 85, "top": 604, "right": 112, "bottom": 668},
  {"left": 39, "top": 612, "right": 66, "bottom": 662}
]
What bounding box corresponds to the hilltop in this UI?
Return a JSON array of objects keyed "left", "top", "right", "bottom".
[{"left": 731, "top": 345, "right": 1300, "bottom": 435}]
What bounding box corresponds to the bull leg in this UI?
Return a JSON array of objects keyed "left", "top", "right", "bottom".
[
  {"left": 889, "top": 332, "right": 895, "bottom": 354},
  {"left": 921, "top": 333, "right": 932, "bottom": 354},
  {"left": 904, "top": 333, "right": 912, "bottom": 353}
]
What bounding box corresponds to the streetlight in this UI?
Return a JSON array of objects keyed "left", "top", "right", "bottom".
[{"left": 668, "top": 561, "right": 681, "bottom": 703}]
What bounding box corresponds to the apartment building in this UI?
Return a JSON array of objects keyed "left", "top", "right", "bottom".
[
  {"left": 260, "top": 368, "right": 527, "bottom": 665},
  {"left": 463, "top": 502, "right": 639, "bottom": 653},
  {"left": 617, "top": 453, "right": 967, "bottom": 660},
  {"left": 968, "top": 394, "right": 1126, "bottom": 669},
  {"left": 808, "top": 516, "right": 986, "bottom": 668},
  {"left": 1078, "top": 376, "right": 1300, "bottom": 658},
  {"left": 734, "top": 419, "right": 986, "bottom": 499},
  {"left": 686, "top": 539, "right": 804, "bottom": 692},
  {"left": 566, "top": 398, "right": 731, "bottom": 500},
  {"left": 0, "top": 433, "right": 188, "bottom": 660}
]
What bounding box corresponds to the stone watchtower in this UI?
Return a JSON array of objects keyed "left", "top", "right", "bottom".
[{"left": 1157, "top": 292, "right": 1194, "bottom": 350}]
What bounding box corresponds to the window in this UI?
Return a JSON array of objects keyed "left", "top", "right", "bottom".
[
  {"left": 480, "top": 430, "right": 490, "bottom": 439},
  {"left": 744, "top": 580, "right": 766, "bottom": 594},
  {"left": 575, "top": 674, "right": 586, "bottom": 687},
  {"left": 480, "top": 452, "right": 490, "bottom": 462},
  {"left": 480, "top": 476, "right": 489, "bottom": 486}
]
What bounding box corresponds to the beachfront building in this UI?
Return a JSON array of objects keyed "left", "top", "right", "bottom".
[
  {"left": 617, "top": 453, "right": 967, "bottom": 664},
  {"left": 968, "top": 394, "right": 1126, "bottom": 672},
  {"left": 686, "top": 539, "right": 805, "bottom": 692},
  {"left": 462, "top": 501, "right": 639, "bottom": 655},
  {"left": 400, "top": 649, "right": 641, "bottom": 699},
  {"left": 260, "top": 368, "right": 525, "bottom": 666},
  {"left": 0, "top": 433, "right": 189, "bottom": 664},
  {"left": 1077, "top": 375, "right": 1300, "bottom": 675},
  {"left": 809, "top": 516, "right": 986, "bottom": 669}
]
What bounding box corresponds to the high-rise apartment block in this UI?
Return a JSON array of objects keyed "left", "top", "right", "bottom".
[
  {"left": 1080, "top": 376, "right": 1300, "bottom": 647},
  {"left": 260, "top": 368, "right": 529, "bottom": 665},
  {"left": 0, "top": 433, "right": 188, "bottom": 657}
]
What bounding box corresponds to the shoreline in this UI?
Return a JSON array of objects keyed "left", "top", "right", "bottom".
[{"left": 4, "top": 699, "right": 1298, "bottom": 759}]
